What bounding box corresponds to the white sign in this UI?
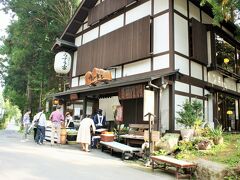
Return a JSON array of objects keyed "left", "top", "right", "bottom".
[
  {"left": 54, "top": 51, "right": 72, "bottom": 74},
  {"left": 143, "top": 89, "right": 155, "bottom": 121}
]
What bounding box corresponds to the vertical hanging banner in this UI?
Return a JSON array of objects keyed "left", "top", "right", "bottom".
[
  {"left": 143, "top": 89, "right": 155, "bottom": 121},
  {"left": 115, "top": 105, "right": 123, "bottom": 122}
]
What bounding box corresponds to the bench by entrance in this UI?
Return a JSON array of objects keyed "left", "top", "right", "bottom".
[
  {"left": 100, "top": 141, "right": 141, "bottom": 160},
  {"left": 151, "top": 155, "right": 196, "bottom": 179}
]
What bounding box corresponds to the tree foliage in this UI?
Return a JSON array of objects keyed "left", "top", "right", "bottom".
[
  {"left": 200, "top": 0, "right": 240, "bottom": 24},
  {"left": 0, "top": 0, "right": 80, "bottom": 113}
]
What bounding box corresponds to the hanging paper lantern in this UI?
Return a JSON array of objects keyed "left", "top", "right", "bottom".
[
  {"left": 54, "top": 52, "right": 72, "bottom": 74},
  {"left": 224, "top": 58, "right": 230, "bottom": 64}
]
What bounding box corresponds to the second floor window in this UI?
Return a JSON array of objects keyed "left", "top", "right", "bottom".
[{"left": 215, "top": 35, "right": 236, "bottom": 73}]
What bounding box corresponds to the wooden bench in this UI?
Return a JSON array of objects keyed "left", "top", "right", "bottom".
[
  {"left": 120, "top": 124, "right": 148, "bottom": 146},
  {"left": 151, "top": 155, "right": 196, "bottom": 179},
  {"left": 100, "top": 141, "right": 141, "bottom": 160}
]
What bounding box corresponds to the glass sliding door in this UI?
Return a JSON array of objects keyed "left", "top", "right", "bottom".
[{"left": 217, "top": 93, "right": 239, "bottom": 132}]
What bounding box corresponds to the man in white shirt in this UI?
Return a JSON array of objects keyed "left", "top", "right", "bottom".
[{"left": 34, "top": 107, "right": 47, "bottom": 144}]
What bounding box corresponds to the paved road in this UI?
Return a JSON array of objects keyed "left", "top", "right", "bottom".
[{"left": 0, "top": 121, "right": 174, "bottom": 180}]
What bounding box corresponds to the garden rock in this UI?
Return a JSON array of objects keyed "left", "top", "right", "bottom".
[
  {"left": 197, "top": 140, "right": 212, "bottom": 150},
  {"left": 193, "top": 159, "right": 228, "bottom": 180},
  {"left": 155, "top": 133, "right": 180, "bottom": 153}
]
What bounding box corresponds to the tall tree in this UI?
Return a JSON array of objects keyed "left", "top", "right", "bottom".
[
  {"left": 200, "top": 0, "right": 240, "bottom": 24},
  {"left": 0, "top": 0, "right": 80, "bottom": 113}
]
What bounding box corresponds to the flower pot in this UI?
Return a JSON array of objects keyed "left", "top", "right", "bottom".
[
  {"left": 213, "top": 136, "right": 224, "bottom": 145},
  {"left": 180, "top": 129, "right": 194, "bottom": 141},
  {"left": 100, "top": 134, "right": 114, "bottom": 142},
  {"left": 60, "top": 128, "right": 67, "bottom": 144}
]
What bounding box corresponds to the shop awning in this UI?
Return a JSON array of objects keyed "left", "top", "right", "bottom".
[{"left": 49, "top": 69, "right": 179, "bottom": 98}]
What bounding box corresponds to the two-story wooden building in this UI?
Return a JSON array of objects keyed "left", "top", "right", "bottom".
[{"left": 51, "top": 0, "right": 240, "bottom": 132}]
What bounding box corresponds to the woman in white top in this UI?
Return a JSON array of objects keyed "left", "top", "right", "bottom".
[
  {"left": 65, "top": 112, "right": 74, "bottom": 128},
  {"left": 76, "top": 115, "right": 96, "bottom": 152},
  {"left": 34, "top": 107, "right": 47, "bottom": 144}
]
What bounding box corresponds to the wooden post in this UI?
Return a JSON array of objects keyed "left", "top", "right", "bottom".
[{"left": 144, "top": 112, "right": 155, "bottom": 156}]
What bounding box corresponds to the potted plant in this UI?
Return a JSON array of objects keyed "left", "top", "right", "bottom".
[
  {"left": 176, "top": 100, "right": 203, "bottom": 140},
  {"left": 210, "top": 125, "right": 224, "bottom": 145}
]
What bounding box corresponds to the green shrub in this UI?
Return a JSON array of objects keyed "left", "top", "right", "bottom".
[
  {"left": 210, "top": 125, "right": 223, "bottom": 138},
  {"left": 176, "top": 100, "right": 203, "bottom": 129}
]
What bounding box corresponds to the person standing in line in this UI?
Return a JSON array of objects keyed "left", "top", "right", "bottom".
[
  {"left": 49, "top": 105, "right": 64, "bottom": 145},
  {"left": 35, "top": 107, "right": 47, "bottom": 145},
  {"left": 93, "top": 109, "right": 106, "bottom": 129},
  {"left": 76, "top": 115, "right": 96, "bottom": 152},
  {"left": 22, "top": 109, "right": 31, "bottom": 141},
  {"left": 65, "top": 112, "right": 74, "bottom": 129}
]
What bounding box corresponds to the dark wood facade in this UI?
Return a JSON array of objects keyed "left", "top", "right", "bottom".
[
  {"left": 191, "top": 18, "right": 208, "bottom": 65},
  {"left": 76, "top": 16, "right": 151, "bottom": 75},
  {"left": 88, "top": 0, "right": 136, "bottom": 25}
]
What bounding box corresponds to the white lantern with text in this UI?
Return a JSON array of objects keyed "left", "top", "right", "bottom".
[{"left": 54, "top": 52, "right": 71, "bottom": 74}]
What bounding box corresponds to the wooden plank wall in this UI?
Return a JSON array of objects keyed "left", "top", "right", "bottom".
[
  {"left": 88, "top": 0, "right": 136, "bottom": 25},
  {"left": 191, "top": 18, "right": 208, "bottom": 65},
  {"left": 77, "top": 16, "right": 150, "bottom": 75},
  {"left": 118, "top": 84, "right": 144, "bottom": 100}
]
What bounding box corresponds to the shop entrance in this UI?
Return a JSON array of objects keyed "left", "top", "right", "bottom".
[{"left": 217, "top": 93, "right": 240, "bottom": 132}]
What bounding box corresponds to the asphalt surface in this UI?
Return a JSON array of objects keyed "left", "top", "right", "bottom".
[{"left": 0, "top": 121, "right": 174, "bottom": 180}]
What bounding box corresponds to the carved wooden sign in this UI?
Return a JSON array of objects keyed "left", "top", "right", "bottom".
[{"left": 85, "top": 68, "right": 112, "bottom": 86}]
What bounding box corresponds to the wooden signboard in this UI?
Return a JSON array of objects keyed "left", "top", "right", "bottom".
[
  {"left": 85, "top": 68, "right": 112, "bottom": 86},
  {"left": 70, "top": 93, "right": 78, "bottom": 101}
]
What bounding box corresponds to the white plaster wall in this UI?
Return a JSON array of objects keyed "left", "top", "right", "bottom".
[
  {"left": 153, "top": 13, "right": 169, "bottom": 54},
  {"left": 77, "top": 26, "right": 83, "bottom": 34},
  {"left": 71, "top": 77, "right": 79, "bottom": 87},
  {"left": 207, "top": 31, "right": 212, "bottom": 65},
  {"left": 237, "top": 83, "right": 240, "bottom": 93},
  {"left": 191, "top": 85, "right": 203, "bottom": 96},
  {"left": 161, "top": 87, "right": 169, "bottom": 132},
  {"left": 75, "top": 35, "right": 82, "bottom": 46},
  {"left": 82, "top": 27, "right": 99, "bottom": 44},
  {"left": 224, "top": 78, "right": 236, "bottom": 91},
  {"left": 123, "top": 59, "right": 151, "bottom": 76},
  {"left": 175, "top": 94, "right": 189, "bottom": 130},
  {"left": 110, "top": 66, "right": 122, "bottom": 79},
  {"left": 204, "top": 89, "right": 210, "bottom": 96},
  {"left": 175, "top": 54, "right": 189, "bottom": 75},
  {"left": 79, "top": 76, "right": 85, "bottom": 86},
  {"left": 100, "top": 15, "right": 124, "bottom": 36},
  {"left": 207, "top": 94, "right": 214, "bottom": 128},
  {"left": 175, "top": 81, "right": 189, "bottom": 93},
  {"left": 191, "top": 61, "right": 202, "bottom": 80},
  {"left": 154, "top": 0, "right": 168, "bottom": 15},
  {"left": 72, "top": 51, "right": 78, "bottom": 77},
  {"left": 204, "top": 66, "right": 208, "bottom": 81},
  {"left": 204, "top": 99, "right": 209, "bottom": 122},
  {"left": 83, "top": 22, "right": 88, "bottom": 30},
  {"left": 174, "top": 14, "right": 189, "bottom": 56},
  {"left": 202, "top": 11, "right": 213, "bottom": 24},
  {"left": 126, "top": 1, "right": 151, "bottom": 25},
  {"left": 153, "top": 54, "right": 169, "bottom": 70},
  {"left": 174, "top": 0, "right": 187, "bottom": 17},
  {"left": 189, "top": 2, "right": 200, "bottom": 21},
  {"left": 208, "top": 71, "right": 224, "bottom": 87}
]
